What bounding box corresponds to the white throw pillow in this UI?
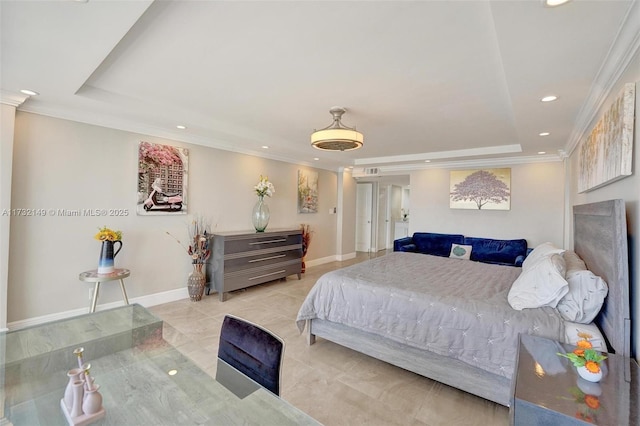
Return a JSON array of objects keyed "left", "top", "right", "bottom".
[
  {"left": 522, "top": 242, "right": 565, "bottom": 271},
  {"left": 564, "top": 322, "right": 606, "bottom": 351},
  {"left": 508, "top": 254, "right": 569, "bottom": 310},
  {"left": 449, "top": 244, "right": 472, "bottom": 260},
  {"left": 563, "top": 250, "right": 588, "bottom": 277},
  {"left": 556, "top": 270, "right": 608, "bottom": 323}
]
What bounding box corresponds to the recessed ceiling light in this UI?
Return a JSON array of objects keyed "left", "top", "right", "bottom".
[
  {"left": 261, "top": 145, "right": 269, "bottom": 149},
  {"left": 543, "top": 0, "right": 571, "bottom": 7},
  {"left": 20, "top": 89, "right": 39, "bottom": 96},
  {"left": 313, "top": 157, "right": 320, "bottom": 161},
  {"left": 167, "top": 369, "right": 177, "bottom": 376},
  {"left": 176, "top": 125, "right": 187, "bottom": 130},
  {"left": 424, "top": 160, "right": 431, "bottom": 163},
  {"left": 538, "top": 151, "right": 547, "bottom": 155},
  {"left": 541, "top": 95, "right": 558, "bottom": 102},
  {"left": 539, "top": 132, "right": 550, "bottom": 136}
]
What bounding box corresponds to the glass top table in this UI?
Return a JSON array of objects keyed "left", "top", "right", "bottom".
[
  {"left": 512, "top": 334, "right": 639, "bottom": 425},
  {"left": 1, "top": 304, "right": 319, "bottom": 425}
]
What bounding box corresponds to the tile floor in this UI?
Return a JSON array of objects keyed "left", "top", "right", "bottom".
[{"left": 149, "top": 251, "right": 509, "bottom": 426}]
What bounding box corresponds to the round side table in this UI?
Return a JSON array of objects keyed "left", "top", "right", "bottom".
[{"left": 79, "top": 268, "right": 131, "bottom": 313}]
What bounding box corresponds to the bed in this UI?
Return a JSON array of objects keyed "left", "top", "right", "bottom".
[{"left": 296, "top": 199, "right": 630, "bottom": 406}]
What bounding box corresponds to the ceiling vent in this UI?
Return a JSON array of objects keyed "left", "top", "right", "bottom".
[{"left": 364, "top": 167, "right": 379, "bottom": 176}]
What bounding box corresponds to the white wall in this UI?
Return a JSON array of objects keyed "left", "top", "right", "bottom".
[
  {"left": 337, "top": 169, "right": 357, "bottom": 259},
  {"left": 8, "top": 112, "right": 341, "bottom": 323},
  {"left": 409, "top": 161, "right": 565, "bottom": 247}
]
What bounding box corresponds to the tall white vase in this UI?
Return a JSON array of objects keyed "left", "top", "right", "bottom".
[{"left": 64, "top": 368, "right": 83, "bottom": 410}]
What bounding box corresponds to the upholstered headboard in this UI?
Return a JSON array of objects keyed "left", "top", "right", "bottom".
[{"left": 573, "top": 199, "right": 630, "bottom": 357}]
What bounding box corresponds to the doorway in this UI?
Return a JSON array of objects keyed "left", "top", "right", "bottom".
[
  {"left": 355, "top": 183, "right": 373, "bottom": 252},
  {"left": 356, "top": 176, "right": 410, "bottom": 253}
]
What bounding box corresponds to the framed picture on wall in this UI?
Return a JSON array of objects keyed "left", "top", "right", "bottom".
[
  {"left": 298, "top": 170, "right": 318, "bottom": 213},
  {"left": 450, "top": 168, "right": 511, "bottom": 210},
  {"left": 578, "top": 83, "right": 635, "bottom": 193},
  {"left": 137, "top": 141, "right": 188, "bottom": 215}
]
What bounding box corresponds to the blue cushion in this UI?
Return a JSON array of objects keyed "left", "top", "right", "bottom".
[
  {"left": 412, "top": 232, "right": 464, "bottom": 257},
  {"left": 218, "top": 315, "right": 283, "bottom": 395},
  {"left": 463, "top": 237, "right": 527, "bottom": 266},
  {"left": 393, "top": 237, "right": 414, "bottom": 252},
  {"left": 397, "top": 243, "right": 417, "bottom": 252}
]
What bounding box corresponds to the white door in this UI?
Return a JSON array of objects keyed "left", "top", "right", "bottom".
[
  {"left": 356, "top": 183, "right": 373, "bottom": 252},
  {"left": 377, "top": 185, "right": 390, "bottom": 251}
]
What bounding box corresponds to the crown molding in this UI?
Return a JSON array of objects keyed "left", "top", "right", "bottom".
[
  {"left": 353, "top": 144, "right": 522, "bottom": 166},
  {"left": 16, "top": 105, "right": 341, "bottom": 172},
  {"left": 0, "top": 90, "right": 29, "bottom": 107},
  {"left": 352, "top": 153, "right": 563, "bottom": 177},
  {"left": 565, "top": 0, "right": 640, "bottom": 157}
]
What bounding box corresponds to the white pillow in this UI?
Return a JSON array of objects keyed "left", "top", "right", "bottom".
[
  {"left": 508, "top": 254, "right": 569, "bottom": 310},
  {"left": 556, "top": 270, "right": 608, "bottom": 323},
  {"left": 522, "top": 242, "right": 565, "bottom": 271},
  {"left": 563, "top": 250, "right": 588, "bottom": 277},
  {"left": 449, "top": 244, "right": 472, "bottom": 260},
  {"left": 563, "top": 322, "right": 606, "bottom": 351}
]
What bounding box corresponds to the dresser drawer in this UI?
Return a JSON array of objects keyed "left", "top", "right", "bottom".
[
  {"left": 224, "top": 233, "right": 301, "bottom": 254},
  {"left": 223, "top": 259, "right": 301, "bottom": 292},
  {"left": 224, "top": 247, "right": 302, "bottom": 273}
]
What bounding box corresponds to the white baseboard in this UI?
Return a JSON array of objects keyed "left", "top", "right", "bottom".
[
  {"left": 7, "top": 287, "right": 189, "bottom": 331},
  {"left": 336, "top": 252, "right": 357, "bottom": 261},
  {"left": 305, "top": 252, "right": 356, "bottom": 268},
  {"left": 305, "top": 255, "right": 336, "bottom": 268}
]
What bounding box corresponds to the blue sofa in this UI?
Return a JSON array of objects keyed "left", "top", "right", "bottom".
[{"left": 393, "top": 232, "right": 528, "bottom": 267}]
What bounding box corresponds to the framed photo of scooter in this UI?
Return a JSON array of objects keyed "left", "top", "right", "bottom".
[{"left": 137, "top": 141, "right": 188, "bottom": 215}]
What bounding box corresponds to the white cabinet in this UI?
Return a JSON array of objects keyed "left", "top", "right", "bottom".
[{"left": 394, "top": 221, "right": 409, "bottom": 240}]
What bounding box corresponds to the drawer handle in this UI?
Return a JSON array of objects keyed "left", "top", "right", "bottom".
[
  {"left": 248, "top": 270, "right": 286, "bottom": 281},
  {"left": 248, "top": 254, "right": 287, "bottom": 263},
  {"left": 248, "top": 238, "right": 287, "bottom": 245}
]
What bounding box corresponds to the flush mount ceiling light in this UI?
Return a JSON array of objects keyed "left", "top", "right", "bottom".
[{"left": 311, "top": 107, "right": 363, "bottom": 151}]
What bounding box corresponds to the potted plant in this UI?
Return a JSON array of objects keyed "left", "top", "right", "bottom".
[{"left": 557, "top": 332, "right": 607, "bottom": 382}]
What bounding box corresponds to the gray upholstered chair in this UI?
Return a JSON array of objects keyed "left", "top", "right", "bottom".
[{"left": 216, "top": 315, "right": 285, "bottom": 398}]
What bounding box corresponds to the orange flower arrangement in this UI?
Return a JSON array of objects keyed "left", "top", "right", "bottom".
[{"left": 557, "top": 332, "right": 607, "bottom": 373}]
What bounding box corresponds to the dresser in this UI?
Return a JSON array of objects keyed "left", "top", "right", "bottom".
[{"left": 210, "top": 229, "right": 303, "bottom": 301}]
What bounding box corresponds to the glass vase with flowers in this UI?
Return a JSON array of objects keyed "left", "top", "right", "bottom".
[{"left": 252, "top": 175, "right": 275, "bottom": 232}]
